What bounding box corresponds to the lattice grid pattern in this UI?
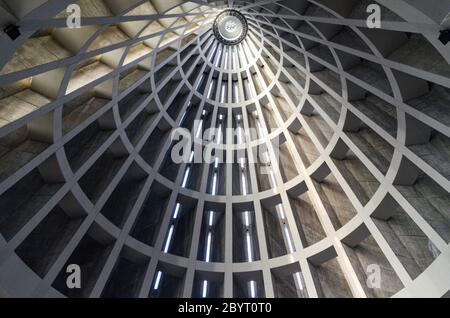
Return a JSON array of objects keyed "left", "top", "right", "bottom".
[{"left": 0, "top": 0, "right": 449, "bottom": 298}]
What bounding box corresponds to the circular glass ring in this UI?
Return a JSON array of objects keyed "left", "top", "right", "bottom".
[{"left": 213, "top": 10, "right": 248, "bottom": 45}]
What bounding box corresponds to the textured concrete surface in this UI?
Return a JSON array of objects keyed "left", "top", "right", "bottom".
[{"left": 0, "top": 0, "right": 448, "bottom": 299}]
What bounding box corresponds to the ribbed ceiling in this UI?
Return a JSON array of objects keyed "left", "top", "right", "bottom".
[{"left": 0, "top": 0, "right": 449, "bottom": 298}]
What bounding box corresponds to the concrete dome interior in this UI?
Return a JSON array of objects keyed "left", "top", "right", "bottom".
[{"left": 0, "top": 0, "right": 449, "bottom": 298}]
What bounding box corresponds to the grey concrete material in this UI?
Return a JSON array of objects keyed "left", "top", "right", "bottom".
[
  {"left": 273, "top": 96, "right": 293, "bottom": 122},
  {"left": 192, "top": 274, "right": 223, "bottom": 297},
  {"left": 0, "top": 136, "right": 49, "bottom": 183},
  {"left": 38, "top": 154, "right": 66, "bottom": 184},
  {"left": 0, "top": 1, "right": 17, "bottom": 25},
  {"left": 300, "top": 99, "right": 315, "bottom": 116},
  {"left": 101, "top": 255, "right": 148, "bottom": 298},
  {"left": 278, "top": 142, "right": 298, "bottom": 182},
  {"left": 352, "top": 94, "right": 397, "bottom": 137},
  {"left": 289, "top": 193, "right": 326, "bottom": 247},
  {"left": 388, "top": 34, "right": 450, "bottom": 79},
  {"left": 0, "top": 286, "right": 10, "bottom": 297},
  {"left": 407, "top": 83, "right": 450, "bottom": 127},
  {"left": 0, "top": 12, "right": 207, "bottom": 294},
  {"left": 392, "top": 70, "right": 430, "bottom": 103},
  {"left": 330, "top": 138, "right": 349, "bottom": 161},
  {"left": 348, "top": 0, "right": 403, "bottom": 21},
  {"left": 347, "top": 60, "right": 393, "bottom": 96},
  {"left": 359, "top": 28, "right": 409, "bottom": 58},
  {"left": 0, "top": 0, "right": 448, "bottom": 299},
  {"left": 372, "top": 207, "right": 440, "bottom": 280},
  {"left": 0, "top": 168, "right": 61, "bottom": 241},
  {"left": 1, "top": 1, "right": 74, "bottom": 79},
  {"left": 279, "top": 83, "right": 301, "bottom": 106},
  {"left": 62, "top": 96, "right": 110, "bottom": 134},
  {"left": 393, "top": 157, "right": 421, "bottom": 186},
  {"left": 346, "top": 80, "right": 366, "bottom": 101},
  {"left": 52, "top": 233, "right": 114, "bottom": 298},
  {"left": 125, "top": 109, "right": 158, "bottom": 144},
  {"left": 271, "top": 270, "right": 299, "bottom": 298},
  {"left": 0, "top": 253, "right": 42, "bottom": 297},
  {"left": 272, "top": 263, "right": 309, "bottom": 297},
  {"left": 67, "top": 61, "right": 113, "bottom": 94},
  {"left": 302, "top": 111, "right": 333, "bottom": 147},
  {"left": 150, "top": 264, "right": 186, "bottom": 298},
  {"left": 314, "top": 0, "right": 360, "bottom": 18},
  {"left": 310, "top": 92, "right": 341, "bottom": 124},
  {"left": 336, "top": 50, "right": 363, "bottom": 71},
  {"left": 396, "top": 175, "right": 450, "bottom": 243},
  {"left": 2, "top": 0, "right": 48, "bottom": 20},
  {"left": 233, "top": 271, "right": 265, "bottom": 298},
  {"left": 342, "top": 235, "right": 404, "bottom": 297},
  {"left": 30, "top": 67, "right": 67, "bottom": 100},
  {"left": 309, "top": 257, "right": 352, "bottom": 298},
  {"left": 59, "top": 191, "right": 87, "bottom": 219},
  {"left": 404, "top": 110, "right": 433, "bottom": 143},
  {"left": 118, "top": 68, "right": 148, "bottom": 93},
  {"left": 371, "top": 193, "right": 397, "bottom": 221},
  {"left": 135, "top": 178, "right": 186, "bottom": 297},
  {"left": 170, "top": 204, "right": 198, "bottom": 259},
  {"left": 0, "top": 89, "right": 51, "bottom": 128},
  {"left": 196, "top": 210, "right": 225, "bottom": 262},
  {"left": 307, "top": 57, "right": 326, "bottom": 74},
  {"left": 403, "top": 0, "right": 450, "bottom": 24},
  {"left": 78, "top": 148, "right": 126, "bottom": 203},
  {"left": 185, "top": 163, "right": 205, "bottom": 192},
  {"left": 307, "top": 80, "right": 324, "bottom": 95},
  {"left": 312, "top": 174, "right": 357, "bottom": 230},
  {"left": 310, "top": 162, "right": 331, "bottom": 183},
  {"left": 408, "top": 130, "right": 450, "bottom": 179},
  {"left": 232, "top": 209, "right": 260, "bottom": 263},
  {"left": 309, "top": 44, "right": 336, "bottom": 68},
  {"left": 34, "top": 148, "right": 143, "bottom": 296},
  {"left": 330, "top": 26, "right": 372, "bottom": 54},
  {"left": 14, "top": 205, "right": 82, "bottom": 278},
  {"left": 255, "top": 164, "right": 272, "bottom": 192},
  {"left": 313, "top": 68, "right": 342, "bottom": 94},
  {"left": 289, "top": 128, "right": 320, "bottom": 168},
  {"left": 139, "top": 127, "right": 171, "bottom": 166},
  {"left": 27, "top": 111, "right": 54, "bottom": 144},
  {"left": 345, "top": 125, "right": 394, "bottom": 175},
  {"left": 332, "top": 151, "right": 381, "bottom": 206},
  {"left": 392, "top": 249, "right": 450, "bottom": 298},
  {"left": 262, "top": 207, "right": 287, "bottom": 258}
]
